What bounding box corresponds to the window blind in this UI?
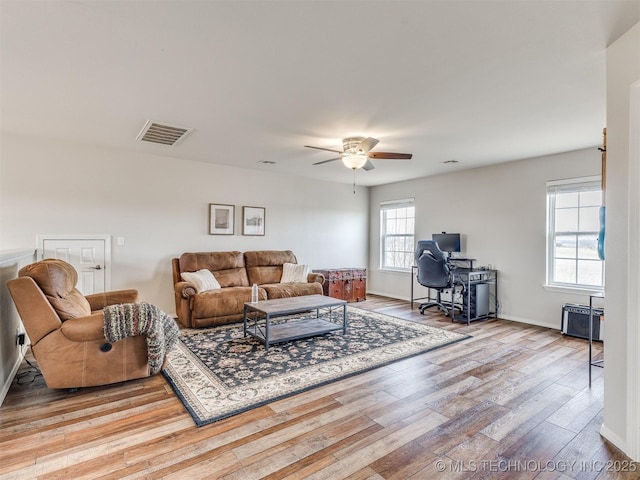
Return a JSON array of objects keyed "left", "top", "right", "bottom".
[
  {"left": 546, "top": 176, "right": 601, "bottom": 195},
  {"left": 380, "top": 198, "right": 415, "bottom": 210}
]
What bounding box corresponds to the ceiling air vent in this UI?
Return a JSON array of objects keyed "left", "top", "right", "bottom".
[{"left": 136, "top": 120, "right": 193, "bottom": 146}]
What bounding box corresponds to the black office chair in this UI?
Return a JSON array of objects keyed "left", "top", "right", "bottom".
[{"left": 415, "top": 240, "right": 458, "bottom": 315}]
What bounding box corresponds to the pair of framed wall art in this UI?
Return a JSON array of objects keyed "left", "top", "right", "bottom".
[{"left": 209, "top": 204, "right": 265, "bottom": 236}]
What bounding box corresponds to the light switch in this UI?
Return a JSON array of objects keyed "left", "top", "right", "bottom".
[{"left": 117, "top": 236, "right": 125, "bottom": 246}]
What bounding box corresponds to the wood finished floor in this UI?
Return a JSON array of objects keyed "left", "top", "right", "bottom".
[{"left": 1, "top": 295, "right": 636, "bottom": 480}]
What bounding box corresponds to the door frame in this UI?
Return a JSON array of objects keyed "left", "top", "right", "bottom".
[
  {"left": 36, "top": 234, "right": 112, "bottom": 291},
  {"left": 625, "top": 81, "right": 640, "bottom": 461}
]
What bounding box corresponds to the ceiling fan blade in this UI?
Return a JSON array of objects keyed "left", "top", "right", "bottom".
[
  {"left": 367, "top": 152, "right": 413, "bottom": 160},
  {"left": 312, "top": 157, "right": 342, "bottom": 165},
  {"left": 357, "top": 137, "right": 379, "bottom": 153},
  {"left": 362, "top": 160, "right": 375, "bottom": 171},
  {"left": 304, "top": 145, "right": 344, "bottom": 154}
]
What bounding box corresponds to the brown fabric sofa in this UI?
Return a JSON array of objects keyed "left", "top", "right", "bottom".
[{"left": 172, "top": 250, "right": 324, "bottom": 328}]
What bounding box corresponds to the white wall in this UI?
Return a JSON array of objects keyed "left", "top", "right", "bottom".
[
  {"left": 369, "top": 147, "right": 601, "bottom": 329},
  {"left": 602, "top": 21, "right": 640, "bottom": 460},
  {"left": 0, "top": 249, "right": 36, "bottom": 405},
  {"left": 0, "top": 133, "right": 369, "bottom": 314}
]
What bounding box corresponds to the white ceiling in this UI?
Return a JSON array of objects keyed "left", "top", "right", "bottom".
[{"left": 2, "top": 1, "right": 639, "bottom": 186}]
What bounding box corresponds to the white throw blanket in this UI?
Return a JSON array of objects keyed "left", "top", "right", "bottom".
[{"left": 103, "top": 302, "right": 179, "bottom": 374}]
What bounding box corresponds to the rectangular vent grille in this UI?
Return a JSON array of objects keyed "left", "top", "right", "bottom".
[{"left": 136, "top": 121, "right": 193, "bottom": 146}]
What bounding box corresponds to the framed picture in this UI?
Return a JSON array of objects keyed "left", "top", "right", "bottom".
[
  {"left": 209, "top": 204, "right": 234, "bottom": 235},
  {"left": 242, "top": 206, "right": 265, "bottom": 236}
]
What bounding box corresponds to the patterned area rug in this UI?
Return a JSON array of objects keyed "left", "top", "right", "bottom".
[{"left": 162, "top": 307, "right": 470, "bottom": 427}]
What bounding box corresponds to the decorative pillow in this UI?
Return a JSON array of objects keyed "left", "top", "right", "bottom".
[
  {"left": 280, "top": 263, "right": 309, "bottom": 283},
  {"left": 180, "top": 269, "right": 221, "bottom": 293}
]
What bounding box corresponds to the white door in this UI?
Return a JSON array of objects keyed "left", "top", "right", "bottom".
[{"left": 39, "top": 236, "right": 111, "bottom": 294}]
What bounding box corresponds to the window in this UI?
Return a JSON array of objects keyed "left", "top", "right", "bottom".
[
  {"left": 547, "top": 176, "right": 603, "bottom": 290},
  {"left": 380, "top": 199, "right": 415, "bottom": 271}
]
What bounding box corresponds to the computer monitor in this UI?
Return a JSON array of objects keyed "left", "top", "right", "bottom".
[{"left": 432, "top": 233, "right": 461, "bottom": 253}]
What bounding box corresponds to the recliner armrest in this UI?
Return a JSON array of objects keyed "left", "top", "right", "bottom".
[
  {"left": 85, "top": 289, "right": 139, "bottom": 310},
  {"left": 60, "top": 313, "right": 108, "bottom": 342}
]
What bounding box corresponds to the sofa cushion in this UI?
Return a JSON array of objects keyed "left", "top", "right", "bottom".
[
  {"left": 261, "top": 282, "right": 323, "bottom": 299},
  {"left": 244, "top": 250, "right": 297, "bottom": 285},
  {"left": 281, "top": 263, "right": 309, "bottom": 283},
  {"left": 180, "top": 269, "right": 221, "bottom": 292},
  {"left": 179, "top": 252, "right": 249, "bottom": 288},
  {"left": 191, "top": 286, "right": 266, "bottom": 319}
]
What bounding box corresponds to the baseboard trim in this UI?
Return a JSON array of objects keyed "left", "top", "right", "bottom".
[
  {"left": 367, "top": 291, "right": 559, "bottom": 330},
  {"left": 600, "top": 424, "right": 630, "bottom": 459},
  {"left": 0, "top": 346, "right": 25, "bottom": 407},
  {"left": 497, "top": 314, "right": 558, "bottom": 330},
  {"left": 366, "top": 290, "right": 411, "bottom": 302}
]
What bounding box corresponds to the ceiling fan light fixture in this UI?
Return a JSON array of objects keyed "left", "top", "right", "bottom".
[
  {"left": 342, "top": 154, "right": 368, "bottom": 169},
  {"left": 305, "top": 136, "right": 411, "bottom": 171}
]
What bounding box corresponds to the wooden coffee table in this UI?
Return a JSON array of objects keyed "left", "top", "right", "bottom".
[{"left": 243, "top": 294, "right": 347, "bottom": 350}]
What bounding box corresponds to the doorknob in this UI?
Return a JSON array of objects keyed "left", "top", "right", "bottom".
[{"left": 89, "top": 265, "right": 102, "bottom": 270}]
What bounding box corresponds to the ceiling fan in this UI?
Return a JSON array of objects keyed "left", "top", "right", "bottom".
[{"left": 304, "top": 136, "right": 412, "bottom": 171}]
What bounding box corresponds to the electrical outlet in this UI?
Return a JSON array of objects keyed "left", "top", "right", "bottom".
[{"left": 15, "top": 327, "right": 26, "bottom": 347}]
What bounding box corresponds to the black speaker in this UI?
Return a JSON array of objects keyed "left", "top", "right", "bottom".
[{"left": 561, "top": 303, "right": 604, "bottom": 341}]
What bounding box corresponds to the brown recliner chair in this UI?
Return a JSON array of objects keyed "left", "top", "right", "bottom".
[{"left": 6, "top": 259, "right": 154, "bottom": 389}]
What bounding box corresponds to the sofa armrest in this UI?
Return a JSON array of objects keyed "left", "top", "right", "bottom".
[
  {"left": 60, "top": 312, "right": 108, "bottom": 342},
  {"left": 85, "top": 289, "right": 139, "bottom": 310},
  {"left": 175, "top": 281, "right": 197, "bottom": 299},
  {"left": 308, "top": 272, "right": 325, "bottom": 285}
]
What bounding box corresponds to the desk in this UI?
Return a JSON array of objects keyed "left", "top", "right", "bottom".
[
  {"left": 450, "top": 268, "right": 498, "bottom": 324},
  {"left": 589, "top": 293, "right": 604, "bottom": 388},
  {"left": 448, "top": 257, "right": 476, "bottom": 269}
]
